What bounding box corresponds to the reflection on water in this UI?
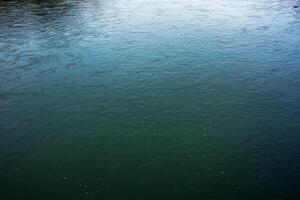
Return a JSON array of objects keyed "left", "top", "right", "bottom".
[{"left": 0, "top": 0, "right": 300, "bottom": 199}]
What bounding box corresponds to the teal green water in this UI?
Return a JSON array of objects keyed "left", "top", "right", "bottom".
[{"left": 1, "top": 0, "right": 300, "bottom": 199}]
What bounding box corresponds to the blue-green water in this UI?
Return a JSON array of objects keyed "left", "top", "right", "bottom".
[{"left": 1, "top": 0, "right": 300, "bottom": 199}]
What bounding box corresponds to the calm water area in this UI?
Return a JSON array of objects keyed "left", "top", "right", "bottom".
[{"left": 0, "top": 0, "right": 300, "bottom": 199}]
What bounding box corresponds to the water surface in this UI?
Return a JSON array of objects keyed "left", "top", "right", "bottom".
[{"left": 0, "top": 0, "right": 300, "bottom": 199}]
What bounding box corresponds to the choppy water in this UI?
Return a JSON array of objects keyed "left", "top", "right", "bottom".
[{"left": 0, "top": 0, "right": 300, "bottom": 199}]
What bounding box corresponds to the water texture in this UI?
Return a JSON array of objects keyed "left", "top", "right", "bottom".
[{"left": 0, "top": 0, "right": 300, "bottom": 199}]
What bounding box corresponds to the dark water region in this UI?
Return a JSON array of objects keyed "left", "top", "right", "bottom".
[{"left": 1, "top": 0, "right": 300, "bottom": 199}]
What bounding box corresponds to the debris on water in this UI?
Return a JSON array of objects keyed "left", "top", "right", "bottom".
[
  {"left": 11, "top": 168, "right": 19, "bottom": 172},
  {"left": 80, "top": 184, "right": 88, "bottom": 188},
  {"left": 221, "top": 171, "right": 225, "bottom": 175},
  {"left": 294, "top": 5, "right": 298, "bottom": 8},
  {"left": 63, "top": 177, "right": 67, "bottom": 180}
]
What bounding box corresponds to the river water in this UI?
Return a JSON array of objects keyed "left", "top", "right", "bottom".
[{"left": 0, "top": 0, "right": 300, "bottom": 199}]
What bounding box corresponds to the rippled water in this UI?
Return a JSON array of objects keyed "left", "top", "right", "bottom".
[{"left": 1, "top": 0, "right": 300, "bottom": 199}]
